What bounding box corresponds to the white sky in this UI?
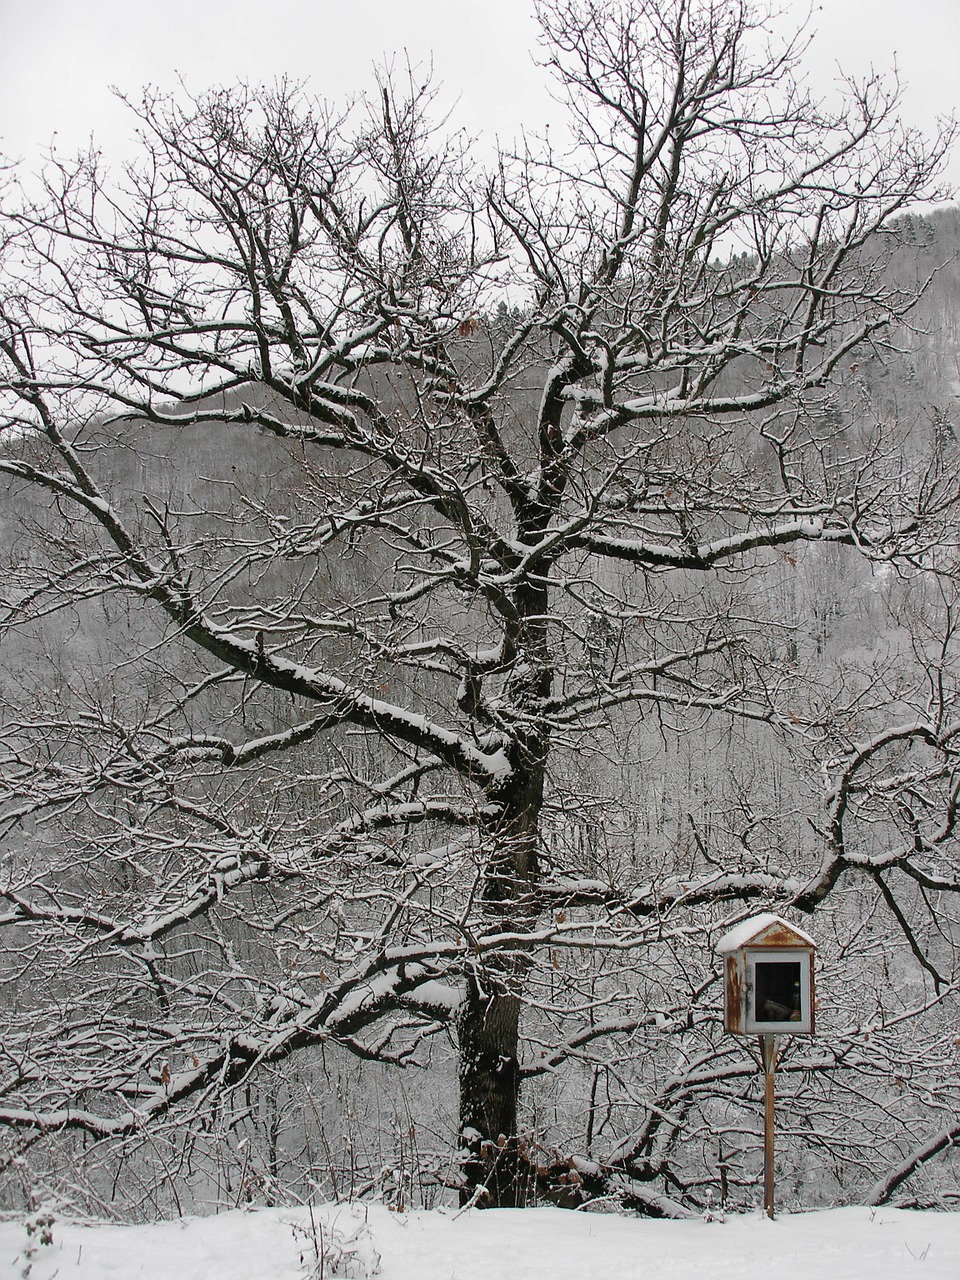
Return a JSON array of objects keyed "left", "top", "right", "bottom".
[{"left": 0, "top": 0, "right": 958, "bottom": 192}]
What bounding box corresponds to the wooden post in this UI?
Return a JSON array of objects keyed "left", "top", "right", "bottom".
[{"left": 760, "top": 1034, "right": 777, "bottom": 1219}]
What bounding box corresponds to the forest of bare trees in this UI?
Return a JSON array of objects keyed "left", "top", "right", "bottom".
[{"left": 1, "top": 0, "right": 959, "bottom": 1216}]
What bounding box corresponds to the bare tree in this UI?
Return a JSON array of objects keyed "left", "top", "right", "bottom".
[{"left": 1, "top": 0, "right": 959, "bottom": 1210}]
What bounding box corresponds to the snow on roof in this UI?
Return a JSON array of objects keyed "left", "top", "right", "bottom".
[{"left": 715, "top": 912, "right": 815, "bottom": 953}]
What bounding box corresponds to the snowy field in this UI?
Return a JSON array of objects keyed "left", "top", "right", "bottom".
[{"left": 2, "top": 1201, "right": 959, "bottom": 1280}]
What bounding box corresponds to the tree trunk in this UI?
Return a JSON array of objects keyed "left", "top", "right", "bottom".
[
  {"left": 457, "top": 980, "right": 529, "bottom": 1207},
  {"left": 457, "top": 751, "right": 545, "bottom": 1207}
]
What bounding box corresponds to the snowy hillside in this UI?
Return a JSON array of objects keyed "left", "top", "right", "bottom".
[{"left": 2, "top": 1203, "right": 959, "bottom": 1280}]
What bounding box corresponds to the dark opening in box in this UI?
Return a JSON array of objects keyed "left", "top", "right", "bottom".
[{"left": 754, "top": 960, "right": 802, "bottom": 1023}]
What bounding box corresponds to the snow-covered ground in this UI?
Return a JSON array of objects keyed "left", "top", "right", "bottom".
[{"left": 2, "top": 1201, "right": 959, "bottom": 1280}]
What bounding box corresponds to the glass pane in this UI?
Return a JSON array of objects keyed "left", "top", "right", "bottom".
[{"left": 754, "top": 961, "right": 802, "bottom": 1023}]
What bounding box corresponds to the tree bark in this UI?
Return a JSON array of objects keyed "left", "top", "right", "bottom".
[
  {"left": 457, "top": 748, "right": 546, "bottom": 1207},
  {"left": 457, "top": 979, "right": 528, "bottom": 1207}
]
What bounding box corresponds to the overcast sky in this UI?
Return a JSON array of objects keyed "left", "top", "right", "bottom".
[{"left": 1, "top": 0, "right": 958, "bottom": 193}]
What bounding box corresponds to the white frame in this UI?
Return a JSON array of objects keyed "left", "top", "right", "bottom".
[{"left": 745, "top": 948, "right": 812, "bottom": 1033}]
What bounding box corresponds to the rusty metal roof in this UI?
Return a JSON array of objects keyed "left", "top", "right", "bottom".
[{"left": 715, "top": 912, "right": 816, "bottom": 953}]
